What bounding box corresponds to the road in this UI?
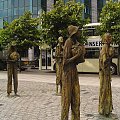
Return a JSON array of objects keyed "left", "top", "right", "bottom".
[{"left": 0, "top": 70, "right": 120, "bottom": 120}]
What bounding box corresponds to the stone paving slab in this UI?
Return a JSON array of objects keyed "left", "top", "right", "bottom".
[{"left": 0, "top": 78, "right": 120, "bottom": 120}]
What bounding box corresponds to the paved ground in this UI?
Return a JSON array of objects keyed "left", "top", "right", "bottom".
[{"left": 0, "top": 70, "right": 120, "bottom": 120}]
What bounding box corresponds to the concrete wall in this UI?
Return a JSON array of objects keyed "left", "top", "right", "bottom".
[{"left": 91, "top": 0, "right": 98, "bottom": 23}]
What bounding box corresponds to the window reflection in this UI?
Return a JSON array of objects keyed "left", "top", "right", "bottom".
[{"left": 85, "top": 47, "right": 118, "bottom": 59}]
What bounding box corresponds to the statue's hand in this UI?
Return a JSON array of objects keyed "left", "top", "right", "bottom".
[{"left": 64, "top": 59, "right": 70, "bottom": 65}]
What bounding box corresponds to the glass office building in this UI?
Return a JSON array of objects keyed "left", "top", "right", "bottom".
[
  {"left": 55, "top": 0, "right": 103, "bottom": 22},
  {"left": 97, "top": 0, "right": 106, "bottom": 22},
  {"left": 0, "top": 0, "right": 47, "bottom": 28},
  {"left": 0, "top": 0, "right": 119, "bottom": 28}
]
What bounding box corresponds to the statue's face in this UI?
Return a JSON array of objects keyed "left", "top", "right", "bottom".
[
  {"left": 75, "top": 30, "right": 81, "bottom": 39},
  {"left": 106, "top": 34, "right": 112, "bottom": 44}
]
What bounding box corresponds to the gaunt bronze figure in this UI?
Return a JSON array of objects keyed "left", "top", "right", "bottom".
[
  {"left": 61, "top": 25, "right": 85, "bottom": 120},
  {"left": 55, "top": 36, "right": 64, "bottom": 95},
  {"left": 7, "top": 45, "right": 20, "bottom": 96},
  {"left": 99, "top": 33, "right": 114, "bottom": 116}
]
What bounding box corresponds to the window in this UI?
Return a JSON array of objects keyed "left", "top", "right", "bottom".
[
  {"left": 8, "top": 9, "right": 12, "bottom": 16},
  {"left": 4, "top": 9, "right": 7, "bottom": 16},
  {"left": 86, "top": 28, "right": 99, "bottom": 36},
  {"left": 25, "top": 6, "right": 30, "bottom": 11},
  {"left": 8, "top": 0, "right": 12, "bottom": 8},
  {"left": 97, "top": 0, "right": 104, "bottom": 21},
  {"left": 64, "top": 0, "right": 69, "bottom": 3},
  {"left": 84, "top": 0, "right": 91, "bottom": 20},
  {"left": 19, "top": 7, "right": 24, "bottom": 15},
  {"left": 38, "top": 0, "right": 41, "bottom": 6},
  {"left": 0, "top": 18, "right": 3, "bottom": 28},
  {"left": 0, "top": 1, "right": 4, "bottom": 10},
  {"left": 41, "top": 0, "right": 47, "bottom": 12},
  {"left": 84, "top": 6, "right": 90, "bottom": 14},
  {"left": 33, "top": 14, "right": 37, "bottom": 18},
  {"left": 33, "top": 7, "right": 37, "bottom": 15},
  {"left": 14, "top": 0, "right": 18, "bottom": 8},
  {"left": 8, "top": 16, "right": 12, "bottom": 23},
  {"left": 19, "top": 0, "right": 24, "bottom": 8},
  {"left": 25, "top": 0, "right": 30, "bottom": 6},
  {"left": 14, "top": 8, "right": 19, "bottom": 15},
  {"left": 4, "top": 0, "right": 8, "bottom": 9},
  {"left": 113, "top": 48, "right": 118, "bottom": 58},
  {"left": 85, "top": 48, "right": 100, "bottom": 58},
  {"left": 113, "top": 0, "right": 118, "bottom": 2},
  {"left": 76, "top": 0, "right": 81, "bottom": 2},
  {"left": 0, "top": 10, "right": 3, "bottom": 17},
  {"left": 14, "top": 15, "right": 19, "bottom": 19},
  {"left": 33, "top": 0, "right": 37, "bottom": 7}
]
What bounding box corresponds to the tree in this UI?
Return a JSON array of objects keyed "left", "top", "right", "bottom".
[
  {"left": 99, "top": 0, "right": 120, "bottom": 43},
  {"left": 99, "top": 0, "right": 120, "bottom": 75},
  {"left": 0, "top": 11, "right": 40, "bottom": 71},
  {"left": 39, "top": 0, "right": 89, "bottom": 46},
  {"left": 0, "top": 11, "right": 40, "bottom": 50}
]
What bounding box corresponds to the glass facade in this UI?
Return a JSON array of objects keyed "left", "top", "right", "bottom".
[
  {"left": 0, "top": 0, "right": 47, "bottom": 27},
  {"left": 54, "top": 0, "right": 91, "bottom": 20},
  {"left": 84, "top": 0, "right": 91, "bottom": 20},
  {"left": 97, "top": 0, "right": 105, "bottom": 21},
  {"left": 0, "top": 0, "right": 119, "bottom": 28},
  {"left": 97, "top": 0, "right": 118, "bottom": 21}
]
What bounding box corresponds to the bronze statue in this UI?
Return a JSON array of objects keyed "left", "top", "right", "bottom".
[
  {"left": 61, "top": 25, "right": 85, "bottom": 120},
  {"left": 7, "top": 45, "right": 20, "bottom": 96},
  {"left": 55, "top": 36, "right": 64, "bottom": 95},
  {"left": 98, "top": 33, "right": 114, "bottom": 116}
]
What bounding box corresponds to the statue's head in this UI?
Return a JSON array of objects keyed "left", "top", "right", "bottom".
[
  {"left": 9, "top": 45, "right": 16, "bottom": 52},
  {"left": 102, "top": 33, "right": 112, "bottom": 44},
  {"left": 58, "top": 36, "right": 63, "bottom": 43},
  {"left": 67, "top": 25, "right": 79, "bottom": 38}
]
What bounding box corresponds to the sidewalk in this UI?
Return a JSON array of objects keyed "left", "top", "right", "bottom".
[{"left": 0, "top": 70, "right": 120, "bottom": 120}]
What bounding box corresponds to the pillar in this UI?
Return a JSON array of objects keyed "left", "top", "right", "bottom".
[
  {"left": 91, "top": 0, "right": 98, "bottom": 23},
  {"left": 28, "top": 47, "right": 34, "bottom": 61}
]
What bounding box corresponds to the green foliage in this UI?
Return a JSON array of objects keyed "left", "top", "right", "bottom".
[
  {"left": 99, "top": 0, "right": 120, "bottom": 44},
  {"left": 0, "top": 11, "right": 40, "bottom": 50},
  {"left": 39, "top": 0, "right": 89, "bottom": 46}
]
